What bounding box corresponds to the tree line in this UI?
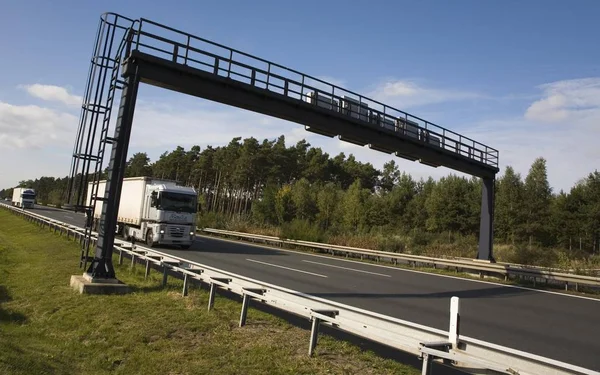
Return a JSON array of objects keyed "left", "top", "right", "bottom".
[{"left": 2, "top": 134, "right": 599, "bottom": 257}]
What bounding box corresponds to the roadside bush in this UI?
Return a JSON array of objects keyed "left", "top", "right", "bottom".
[
  {"left": 377, "top": 236, "right": 406, "bottom": 253},
  {"left": 279, "top": 218, "right": 326, "bottom": 243}
]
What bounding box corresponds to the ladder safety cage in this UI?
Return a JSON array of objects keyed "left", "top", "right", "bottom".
[{"left": 65, "top": 13, "right": 139, "bottom": 270}]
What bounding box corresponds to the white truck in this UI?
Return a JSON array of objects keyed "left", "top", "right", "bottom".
[
  {"left": 86, "top": 177, "right": 198, "bottom": 249},
  {"left": 12, "top": 188, "right": 36, "bottom": 208}
]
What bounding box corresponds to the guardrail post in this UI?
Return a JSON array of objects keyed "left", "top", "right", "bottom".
[
  {"left": 239, "top": 293, "right": 251, "bottom": 327},
  {"left": 145, "top": 259, "right": 151, "bottom": 279},
  {"left": 182, "top": 274, "right": 189, "bottom": 297},
  {"left": 119, "top": 249, "right": 124, "bottom": 265},
  {"left": 308, "top": 317, "right": 320, "bottom": 356},
  {"left": 162, "top": 265, "right": 169, "bottom": 287},
  {"left": 421, "top": 353, "right": 433, "bottom": 375},
  {"left": 449, "top": 296, "right": 460, "bottom": 349},
  {"left": 160, "top": 260, "right": 180, "bottom": 288},
  {"left": 239, "top": 288, "right": 266, "bottom": 327},
  {"left": 208, "top": 282, "right": 217, "bottom": 311},
  {"left": 308, "top": 310, "right": 339, "bottom": 356}
]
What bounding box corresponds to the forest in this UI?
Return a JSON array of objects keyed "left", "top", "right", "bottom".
[{"left": 2, "top": 135, "right": 599, "bottom": 269}]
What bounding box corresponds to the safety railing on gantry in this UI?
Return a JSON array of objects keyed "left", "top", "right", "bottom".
[{"left": 120, "top": 17, "right": 498, "bottom": 169}]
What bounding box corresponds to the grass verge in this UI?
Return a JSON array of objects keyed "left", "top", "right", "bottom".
[{"left": 0, "top": 209, "right": 421, "bottom": 375}]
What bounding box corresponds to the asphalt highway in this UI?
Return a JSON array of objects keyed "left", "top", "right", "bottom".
[{"left": 3, "top": 201, "right": 599, "bottom": 370}]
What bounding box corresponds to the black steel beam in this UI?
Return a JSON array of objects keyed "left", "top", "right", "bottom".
[
  {"left": 125, "top": 50, "right": 498, "bottom": 179},
  {"left": 477, "top": 177, "right": 495, "bottom": 261},
  {"left": 86, "top": 65, "right": 140, "bottom": 279}
]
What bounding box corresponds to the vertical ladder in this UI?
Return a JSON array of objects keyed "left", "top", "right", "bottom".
[
  {"left": 78, "top": 58, "right": 120, "bottom": 269},
  {"left": 78, "top": 27, "right": 134, "bottom": 270}
]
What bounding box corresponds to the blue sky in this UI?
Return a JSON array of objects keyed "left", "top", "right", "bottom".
[{"left": 1, "top": 0, "right": 599, "bottom": 192}]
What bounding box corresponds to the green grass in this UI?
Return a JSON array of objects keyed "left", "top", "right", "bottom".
[{"left": 0, "top": 210, "right": 419, "bottom": 375}]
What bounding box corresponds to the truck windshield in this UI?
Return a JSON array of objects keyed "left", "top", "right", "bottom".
[
  {"left": 22, "top": 194, "right": 36, "bottom": 200},
  {"left": 158, "top": 192, "right": 196, "bottom": 213}
]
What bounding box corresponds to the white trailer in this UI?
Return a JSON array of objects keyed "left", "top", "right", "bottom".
[
  {"left": 86, "top": 177, "right": 198, "bottom": 249},
  {"left": 12, "top": 188, "right": 36, "bottom": 209}
]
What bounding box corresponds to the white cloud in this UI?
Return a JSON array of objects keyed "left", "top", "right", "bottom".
[
  {"left": 505, "top": 77, "right": 600, "bottom": 191},
  {"left": 0, "top": 102, "right": 77, "bottom": 149},
  {"left": 367, "top": 79, "right": 483, "bottom": 109},
  {"left": 0, "top": 101, "right": 79, "bottom": 188},
  {"left": 525, "top": 77, "right": 600, "bottom": 125},
  {"left": 20, "top": 84, "right": 82, "bottom": 107},
  {"left": 472, "top": 119, "right": 599, "bottom": 193}
]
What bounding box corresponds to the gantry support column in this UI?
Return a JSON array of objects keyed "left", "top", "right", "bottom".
[
  {"left": 477, "top": 177, "right": 495, "bottom": 262},
  {"left": 86, "top": 61, "right": 140, "bottom": 279}
]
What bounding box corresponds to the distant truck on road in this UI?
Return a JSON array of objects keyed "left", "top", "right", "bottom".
[
  {"left": 86, "top": 177, "right": 198, "bottom": 249},
  {"left": 12, "top": 188, "right": 36, "bottom": 208}
]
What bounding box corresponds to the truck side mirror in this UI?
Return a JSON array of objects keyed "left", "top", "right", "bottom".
[{"left": 150, "top": 191, "right": 158, "bottom": 207}]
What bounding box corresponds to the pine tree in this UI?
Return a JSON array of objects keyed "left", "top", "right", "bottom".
[
  {"left": 523, "top": 157, "right": 553, "bottom": 246},
  {"left": 495, "top": 166, "right": 525, "bottom": 244}
]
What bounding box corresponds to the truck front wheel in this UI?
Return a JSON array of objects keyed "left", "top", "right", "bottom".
[{"left": 145, "top": 230, "right": 156, "bottom": 247}]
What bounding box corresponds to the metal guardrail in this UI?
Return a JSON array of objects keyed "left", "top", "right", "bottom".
[
  {"left": 2, "top": 203, "right": 599, "bottom": 375},
  {"left": 200, "top": 228, "right": 600, "bottom": 292}
]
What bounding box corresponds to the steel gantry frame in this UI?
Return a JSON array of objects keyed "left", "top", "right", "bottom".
[
  {"left": 66, "top": 14, "right": 139, "bottom": 277},
  {"left": 67, "top": 12, "right": 499, "bottom": 279}
]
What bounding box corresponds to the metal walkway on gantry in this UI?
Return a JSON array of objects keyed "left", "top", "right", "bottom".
[
  {"left": 132, "top": 18, "right": 499, "bottom": 177},
  {"left": 67, "top": 13, "right": 499, "bottom": 279}
]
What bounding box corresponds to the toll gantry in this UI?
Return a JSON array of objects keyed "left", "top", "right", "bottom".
[{"left": 67, "top": 13, "right": 499, "bottom": 279}]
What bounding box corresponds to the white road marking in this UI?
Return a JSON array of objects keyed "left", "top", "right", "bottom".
[
  {"left": 64, "top": 215, "right": 74, "bottom": 220},
  {"left": 302, "top": 259, "right": 391, "bottom": 277},
  {"left": 199, "top": 235, "right": 600, "bottom": 302},
  {"left": 246, "top": 258, "right": 328, "bottom": 278}
]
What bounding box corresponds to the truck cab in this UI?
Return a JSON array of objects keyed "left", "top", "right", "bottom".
[
  {"left": 140, "top": 183, "right": 198, "bottom": 248},
  {"left": 12, "top": 188, "right": 36, "bottom": 209},
  {"left": 87, "top": 177, "right": 198, "bottom": 249}
]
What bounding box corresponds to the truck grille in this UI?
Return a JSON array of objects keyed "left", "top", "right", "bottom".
[{"left": 169, "top": 226, "right": 185, "bottom": 238}]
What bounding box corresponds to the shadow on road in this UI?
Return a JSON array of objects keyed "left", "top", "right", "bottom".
[
  {"left": 309, "top": 285, "right": 534, "bottom": 300},
  {"left": 189, "top": 237, "right": 288, "bottom": 256},
  {"left": 30, "top": 205, "right": 67, "bottom": 213}
]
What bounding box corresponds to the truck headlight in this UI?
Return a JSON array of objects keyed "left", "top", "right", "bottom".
[
  {"left": 160, "top": 230, "right": 165, "bottom": 234},
  {"left": 190, "top": 232, "right": 194, "bottom": 236}
]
